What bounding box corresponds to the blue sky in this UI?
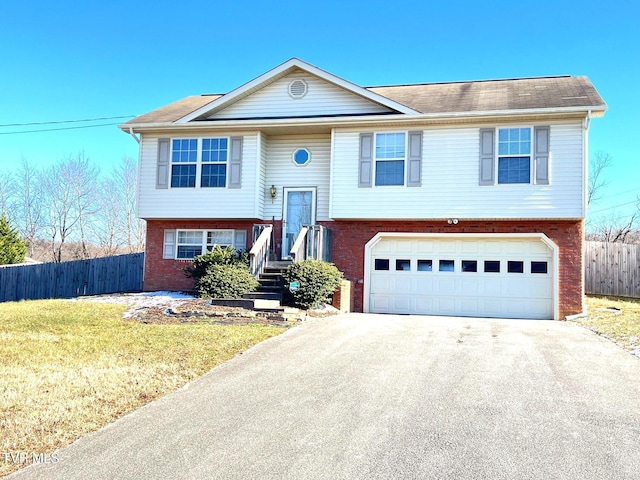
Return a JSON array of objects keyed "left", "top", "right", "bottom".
[{"left": 1, "top": 0, "right": 638, "bottom": 224}]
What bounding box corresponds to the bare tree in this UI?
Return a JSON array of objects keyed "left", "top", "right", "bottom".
[
  {"left": 113, "top": 156, "right": 144, "bottom": 252},
  {"left": 92, "top": 176, "right": 122, "bottom": 255},
  {"left": 587, "top": 151, "right": 613, "bottom": 206},
  {"left": 90, "top": 156, "right": 145, "bottom": 255},
  {"left": 13, "top": 159, "right": 45, "bottom": 257},
  {"left": 587, "top": 198, "right": 640, "bottom": 243},
  {"left": 0, "top": 171, "right": 16, "bottom": 220},
  {"left": 69, "top": 153, "right": 100, "bottom": 258},
  {"left": 42, "top": 154, "right": 99, "bottom": 261}
]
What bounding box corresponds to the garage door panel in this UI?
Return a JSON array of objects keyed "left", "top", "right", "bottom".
[
  {"left": 415, "top": 296, "right": 434, "bottom": 312},
  {"left": 415, "top": 277, "right": 435, "bottom": 292},
  {"left": 395, "top": 240, "right": 414, "bottom": 254},
  {"left": 483, "top": 241, "right": 503, "bottom": 254},
  {"left": 461, "top": 242, "right": 480, "bottom": 254},
  {"left": 460, "top": 278, "right": 481, "bottom": 295},
  {"left": 369, "top": 236, "right": 554, "bottom": 320},
  {"left": 435, "top": 297, "right": 456, "bottom": 314},
  {"left": 370, "top": 295, "right": 390, "bottom": 311},
  {"left": 434, "top": 278, "right": 456, "bottom": 294},
  {"left": 438, "top": 241, "right": 457, "bottom": 254},
  {"left": 527, "top": 277, "right": 553, "bottom": 297},
  {"left": 395, "top": 276, "right": 413, "bottom": 291},
  {"left": 460, "top": 298, "right": 480, "bottom": 315},
  {"left": 370, "top": 276, "right": 392, "bottom": 293},
  {"left": 416, "top": 240, "right": 435, "bottom": 253}
]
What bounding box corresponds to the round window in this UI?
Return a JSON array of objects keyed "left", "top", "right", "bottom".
[{"left": 293, "top": 148, "right": 310, "bottom": 166}]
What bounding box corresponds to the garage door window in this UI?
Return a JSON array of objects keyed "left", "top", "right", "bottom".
[
  {"left": 531, "top": 261, "right": 548, "bottom": 274},
  {"left": 396, "top": 259, "right": 411, "bottom": 271},
  {"left": 439, "top": 260, "right": 455, "bottom": 272},
  {"left": 508, "top": 261, "right": 524, "bottom": 273},
  {"left": 484, "top": 261, "right": 500, "bottom": 273},
  {"left": 417, "top": 260, "right": 432, "bottom": 271},
  {"left": 462, "top": 260, "right": 478, "bottom": 272},
  {"left": 375, "top": 259, "right": 390, "bottom": 270}
]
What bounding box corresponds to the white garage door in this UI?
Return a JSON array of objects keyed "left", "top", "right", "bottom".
[{"left": 367, "top": 235, "right": 555, "bottom": 319}]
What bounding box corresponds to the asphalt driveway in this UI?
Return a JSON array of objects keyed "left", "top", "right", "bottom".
[{"left": 10, "top": 314, "right": 640, "bottom": 480}]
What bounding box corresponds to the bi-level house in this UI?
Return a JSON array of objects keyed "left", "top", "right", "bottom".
[{"left": 120, "top": 58, "right": 606, "bottom": 320}]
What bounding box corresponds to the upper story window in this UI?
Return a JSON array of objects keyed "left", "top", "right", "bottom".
[
  {"left": 201, "top": 138, "right": 228, "bottom": 187},
  {"left": 375, "top": 132, "right": 406, "bottom": 186},
  {"left": 171, "top": 139, "right": 198, "bottom": 188},
  {"left": 170, "top": 138, "right": 229, "bottom": 188},
  {"left": 497, "top": 128, "right": 531, "bottom": 184},
  {"left": 480, "top": 125, "right": 549, "bottom": 186}
]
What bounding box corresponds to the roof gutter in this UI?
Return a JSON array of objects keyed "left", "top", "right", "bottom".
[{"left": 120, "top": 105, "right": 605, "bottom": 133}]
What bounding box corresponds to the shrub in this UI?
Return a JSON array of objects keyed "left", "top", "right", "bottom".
[
  {"left": 282, "top": 260, "right": 343, "bottom": 309},
  {"left": 194, "top": 263, "right": 259, "bottom": 299},
  {"left": 184, "top": 246, "right": 257, "bottom": 298},
  {"left": 184, "top": 246, "right": 247, "bottom": 279}
]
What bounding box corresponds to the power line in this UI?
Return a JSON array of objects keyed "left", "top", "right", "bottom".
[
  {"left": 0, "top": 122, "right": 125, "bottom": 135},
  {"left": 0, "top": 115, "right": 134, "bottom": 128},
  {"left": 589, "top": 199, "right": 639, "bottom": 215}
]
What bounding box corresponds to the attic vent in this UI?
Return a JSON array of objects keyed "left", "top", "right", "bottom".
[{"left": 288, "top": 79, "right": 308, "bottom": 99}]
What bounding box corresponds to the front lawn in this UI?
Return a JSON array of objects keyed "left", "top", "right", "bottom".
[
  {"left": 0, "top": 300, "right": 287, "bottom": 477},
  {"left": 578, "top": 295, "right": 640, "bottom": 355}
]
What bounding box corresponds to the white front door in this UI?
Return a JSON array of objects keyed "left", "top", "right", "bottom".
[{"left": 282, "top": 188, "right": 316, "bottom": 259}]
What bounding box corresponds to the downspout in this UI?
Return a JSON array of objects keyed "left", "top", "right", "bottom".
[
  {"left": 581, "top": 109, "right": 592, "bottom": 317},
  {"left": 128, "top": 127, "right": 141, "bottom": 144}
]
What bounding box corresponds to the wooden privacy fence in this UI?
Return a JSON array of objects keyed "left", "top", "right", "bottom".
[
  {"left": 0, "top": 253, "right": 144, "bottom": 302},
  {"left": 585, "top": 241, "right": 640, "bottom": 298}
]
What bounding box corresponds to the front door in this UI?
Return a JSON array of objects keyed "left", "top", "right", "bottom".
[{"left": 282, "top": 188, "right": 316, "bottom": 259}]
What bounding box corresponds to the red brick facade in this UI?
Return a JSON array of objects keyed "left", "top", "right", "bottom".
[
  {"left": 144, "top": 219, "right": 584, "bottom": 319},
  {"left": 143, "top": 220, "right": 260, "bottom": 292}
]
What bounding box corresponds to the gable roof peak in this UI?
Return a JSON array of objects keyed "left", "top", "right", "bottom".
[{"left": 176, "top": 58, "right": 419, "bottom": 123}]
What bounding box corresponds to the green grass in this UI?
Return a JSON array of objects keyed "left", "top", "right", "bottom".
[
  {"left": 578, "top": 295, "right": 640, "bottom": 353},
  {"left": 0, "top": 300, "right": 287, "bottom": 477}
]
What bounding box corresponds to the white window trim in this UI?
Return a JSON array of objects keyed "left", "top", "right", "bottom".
[
  {"left": 170, "top": 137, "right": 231, "bottom": 189},
  {"left": 373, "top": 131, "right": 408, "bottom": 187},
  {"left": 495, "top": 125, "right": 533, "bottom": 185}
]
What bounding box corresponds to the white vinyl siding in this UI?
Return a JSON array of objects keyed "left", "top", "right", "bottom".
[
  {"left": 263, "top": 134, "right": 331, "bottom": 221},
  {"left": 208, "top": 70, "right": 393, "bottom": 120},
  {"left": 330, "top": 123, "right": 584, "bottom": 219},
  {"left": 138, "top": 134, "right": 259, "bottom": 219}
]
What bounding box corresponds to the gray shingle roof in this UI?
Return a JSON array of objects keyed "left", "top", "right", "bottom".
[
  {"left": 367, "top": 76, "right": 605, "bottom": 114},
  {"left": 122, "top": 76, "right": 605, "bottom": 126},
  {"left": 124, "top": 95, "right": 221, "bottom": 125}
]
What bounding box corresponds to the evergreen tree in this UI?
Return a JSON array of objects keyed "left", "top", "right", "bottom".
[{"left": 0, "top": 213, "right": 27, "bottom": 265}]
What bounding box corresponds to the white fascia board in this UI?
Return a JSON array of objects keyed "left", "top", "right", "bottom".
[
  {"left": 175, "top": 58, "right": 420, "bottom": 124},
  {"left": 120, "top": 104, "right": 602, "bottom": 134}
]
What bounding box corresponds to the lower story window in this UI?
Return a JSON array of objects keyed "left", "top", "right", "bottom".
[{"left": 175, "top": 229, "right": 235, "bottom": 259}]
